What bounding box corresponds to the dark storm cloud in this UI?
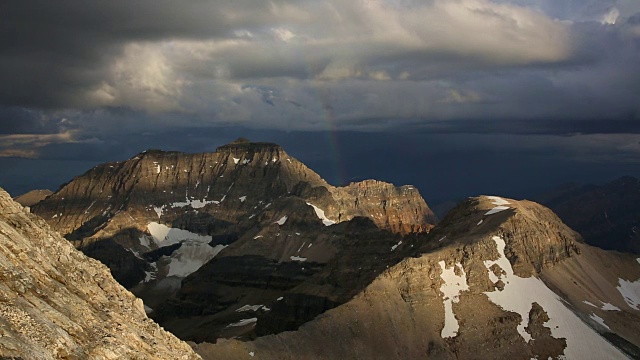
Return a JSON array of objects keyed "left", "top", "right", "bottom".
[
  {"left": 0, "top": 0, "right": 296, "bottom": 108},
  {"left": 0, "top": 107, "right": 58, "bottom": 134},
  {"left": 1, "top": 0, "right": 640, "bottom": 166}
]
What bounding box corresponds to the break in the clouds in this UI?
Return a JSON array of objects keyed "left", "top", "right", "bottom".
[{"left": 1, "top": 0, "right": 640, "bottom": 158}]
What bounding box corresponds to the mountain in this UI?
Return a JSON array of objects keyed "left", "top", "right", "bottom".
[
  {"left": 540, "top": 176, "right": 640, "bottom": 253},
  {"left": 30, "top": 139, "right": 436, "bottom": 339},
  {"left": 13, "top": 189, "right": 52, "bottom": 207},
  {"left": 193, "top": 196, "right": 640, "bottom": 359},
  {"left": 0, "top": 187, "right": 200, "bottom": 359},
  {"left": 151, "top": 215, "right": 415, "bottom": 342}
]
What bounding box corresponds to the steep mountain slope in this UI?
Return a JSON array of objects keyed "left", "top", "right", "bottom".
[
  {"left": 0, "top": 187, "right": 200, "bottom": 359},
  {"left": 193, "top": 196, "right": 640, "bottom": 360},
  {"left": 540, "top": 176, "right": 640, "bottom": 253},
  {"left": 151, "top": 215, "right": 411, "bottom": 342},
  {"left": 30, "top": 139, "right": 435, "bottom": 334},
  {"left": 13, "top": 189, "right": 52, "bottom": 207}
]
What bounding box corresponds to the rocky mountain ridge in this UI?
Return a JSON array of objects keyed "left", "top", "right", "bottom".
[
  {"left": 0, "top": 187, "right": 200, "bottom": 359},
  {"left": 193, "top": 195, "right": 640, "bottom": 359},
  {"left": 30, "top": 139, "right": 436, "bottom": 342}
]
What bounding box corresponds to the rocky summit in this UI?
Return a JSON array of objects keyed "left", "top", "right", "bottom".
[
  {"left": 193, "top": 196, "right": 640, "bottom": 360},
  {"left": 31, "top": 139, "right": 436, "bottom": 341},
  {"left": 0, "top": 187, "right": 200, "bottom": 359}
]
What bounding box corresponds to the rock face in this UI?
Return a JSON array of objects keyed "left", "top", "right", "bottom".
[
  {"left": 13, "top": 189, "right": 52, "bottom": 207},
  {"left": 540, "top": 176, "right": 640, "bottom": 253},
  {"left": 0, "top": 187, "right": 200, "bottom": 359},
  {"left": 152, "top": 216, "right": 410, "bottom": 342},
  {"left": 193, "top": 196, "right": 640, "bottom": 360},
  {"left": 30, "top": 139, "right": 435, "bottom": 341}
]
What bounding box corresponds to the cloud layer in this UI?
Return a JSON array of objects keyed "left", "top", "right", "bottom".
[{"left": 1, "top": 0, "right": 640, "bottom": 159}]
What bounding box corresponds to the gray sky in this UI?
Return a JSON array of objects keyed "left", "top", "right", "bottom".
[{"left": 1, "top": 0, "right": 640, "bottom": 203}]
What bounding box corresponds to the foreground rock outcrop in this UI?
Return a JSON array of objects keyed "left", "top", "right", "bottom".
[
  {"left": 194, "top": 196, "right": 640, "bottom": 359},
  {"left": 0, "top": 187, "right": 200, "bottom": 359}
]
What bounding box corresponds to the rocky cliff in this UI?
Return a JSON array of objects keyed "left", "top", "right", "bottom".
[
  {"left": 0, "top": 187, "right": 200, "bottom": 359},
  {"left": 193, "top": 196, "right": 640, "bottom": 359}
]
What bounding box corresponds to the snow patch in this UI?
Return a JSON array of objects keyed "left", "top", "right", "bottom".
[
  {"left": 617, "top": 278, "right": 640, "bottom": 310},
  {"left": 84, "top": 200, "right": 96, "bottom": 214},
  {"left": 601, "top": 302, "right": 621, "bottom": 311},
  {"left": 391, "top": 241, "right": 402, "bottom": 251},
  {"left": 253, "top": 235, "right": 263, "bottom": 239},
  {"left": 233, "top": 157, "right": 240, "bottom": 164},
  {"left": 239, "top": 196, "right": 247, "bottom": 202},
  {"left": 483, "top": 236, "right": 627, "bottom": 359},
  {"left": 166, "top": 242, "right": 227, "bottom": 278},
  {"left": 439, "top": 261, "right": 469, "bottom": 338},
  {"left": 145, "top": 222, "right": 225, "bottom": 278},
  {"left": 583, "top": 301, "right": 597, "bottom": 308},
  {"left": 144, "top": 305, "right": 153, "bottom": 314},
  {"left": 306, "top": 203, "right": 336, "bottom": 226},
  {"left": 153, "top": 205, "right": 165, "bottom": 218},
  {"left": 275, "top": 215, "right": 288, "bottom": 225},
  {"left": 147, "top": 222, "right": 212, "bottom": 247},
  {"left": 477, "top": 219, "right": 483, "bottom": 226},
  {"left": 138, "top": 235, "right": 152, "bottom": 249},
  {"left": 589, "top": 314, "right": 610, "bottom": 330},
  {"left": 172, "top": 197, "right": 217, "bottom": 209},
  {"left": 277, "top": 297, "right": 283, "bottom": 301},
  {"left": 236, "top": 305, "right": 263, "bottom": 312},
  {"left": 290, "top": 256, "right": 307, "bottom": 262},
  {"left": 249, "top": 352, "right": 255, "bottom": 357},
  {"left": 227, "top": 318, "right": 257, "bottom": 328},
  {"left": 483, "top": 196, "right": 511, "bottom": 216},
  {"left": 487, "top": 196, "right": 510, "bottom": 205},
  {"left": 485, "top": 206, "right": 510, "bottom": 215}
]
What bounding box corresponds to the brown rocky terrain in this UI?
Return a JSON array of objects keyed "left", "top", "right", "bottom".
[
  {"left": 30, "top": 138, "right": 435, "bottom": 342},
  {"left": 0, "top": 187, "right": 200, "bottom": 359},
  {"left": 13, "top": 189, "right": 52, "bottom": 207},
  {"left": 193, "top": 196, "right": 640, "bottom": 359},
  {"left": 540, "top": 176, "right": 640, "bottom": 253}
]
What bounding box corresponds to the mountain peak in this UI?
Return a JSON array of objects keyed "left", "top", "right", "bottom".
[{"left": 427, "top": 195, "right": 581, "bottom": 277}]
